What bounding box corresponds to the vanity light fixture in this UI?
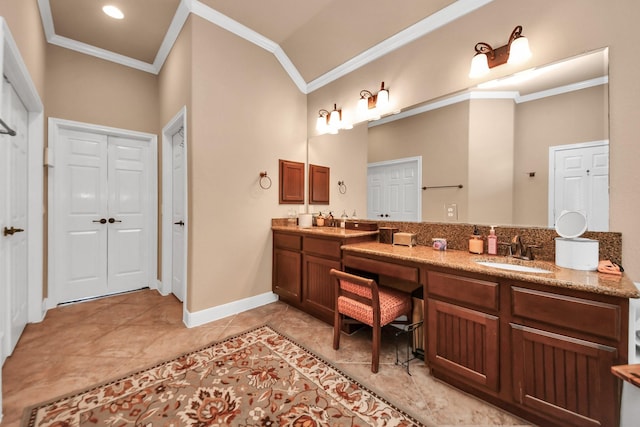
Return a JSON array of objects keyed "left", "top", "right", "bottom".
[
  {"left": 469, "top": 25, "right": 532, "bottom": 78},
  {"left": 316, "top": 104, "right": 352, "bottom": 135},
  {"left": 357, "top": 81, "right": 389, "bottom": 120},
  {"left": 103, "top": 5, "right": 124, "bottom": 20}
]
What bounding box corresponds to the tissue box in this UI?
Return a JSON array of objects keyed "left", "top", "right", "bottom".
[
  {"left": 432, "top": 238, "right": 447, "bottom": 251},
  {"left": 393, "top": 232, "right": 417, "bottom": 247}
]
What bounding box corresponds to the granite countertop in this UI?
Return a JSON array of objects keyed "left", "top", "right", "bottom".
[
  {"left": 271, "top": 225, "right": 379, "bottom": 239},
  {"left": 341, "top": 241, "right": 640, "bottom": 299}
]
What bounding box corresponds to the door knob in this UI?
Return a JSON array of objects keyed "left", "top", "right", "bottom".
[
  {"left": 174, "top": 220, "right": 185, "bottom": 226},
  {"left": 92, "top": 218, "right": 107, "bottom": 224},
  {"left": 3, "top": 226, "right": 25, "bottom": 236},
  {"left": 108, "top": 218, "right": 122, "bottom": 224}
]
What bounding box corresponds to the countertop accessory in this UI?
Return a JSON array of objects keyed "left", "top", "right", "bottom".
[
  {"left": 468, "top": 225, "right": 484, "bottom": 254},
  {"left": 393, "top": 232, "right": 417, "bottom": 247},
  {"left": 345, "top": 220, "right": 378, "bottom": 231},
  {"left": 555, "top": 210, "right": 599, "bottom": 271},
  {"left": 298, "top": 213, "right": 313, "bottom": 228},
  {"left": 259, "top": 171, "right": 271, "bottom": 189},
  {"left": 432, "top": 238, "right": 447, "bottom": 251},
  {"left": 597, "top": 260, "right": 622, "bottom": 276},
  {"left": 338, "top": 180, "right": 347, "bottom": 194},
  {"left": 378, "top": 227, "right": 399, "bottom": 244}
]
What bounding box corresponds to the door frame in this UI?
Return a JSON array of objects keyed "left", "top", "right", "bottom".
[
  {"left": 47, "top": 118, "right": 158, "bottom": 308},
  {"left": 161, "top": 107, "right": 188, "bottom": 302},
  {"left": 547, "top": 140, "right": 609, "bottom": 228},
  {"left": 1, "top": 19, "right": 45, "bottom": 325}
]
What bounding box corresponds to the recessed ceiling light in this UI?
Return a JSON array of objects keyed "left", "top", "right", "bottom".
[{"left": 103, "top": 5, "right": 124, "bottom": 20}]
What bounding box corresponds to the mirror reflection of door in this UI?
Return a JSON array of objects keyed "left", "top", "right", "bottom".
[
  {"left": 367, "top": 156, "right": 421, "bottom": 221},
  {"left": 549, "top": 141, "right": 609, "bottom": 231}
]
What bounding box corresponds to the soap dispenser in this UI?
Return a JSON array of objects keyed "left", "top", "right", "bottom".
[
  {"left": 487, "top": 226, "right": 498, "bottom": 255},
  {"left": 469, "top": 225, "right": 484, "bottom": 254}
]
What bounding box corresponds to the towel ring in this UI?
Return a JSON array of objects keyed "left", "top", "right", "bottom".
[
  {"left": 259, "top": 171, "right": 272, "bottom": 189},
  {"left": 338, "top": 180, "right": 347, "bottom": 194}
]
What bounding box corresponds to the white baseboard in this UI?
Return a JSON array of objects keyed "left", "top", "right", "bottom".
[{"left": 183, "top": 292, "right": 279, "bottom": 328}]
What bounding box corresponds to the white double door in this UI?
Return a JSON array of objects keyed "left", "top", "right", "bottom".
[
  {"left": 367, "top": 157, "right": 421, "bottom": 221},
  {"left": 1, "top": 78, "right": 29, "bottom": 361},
  {"left": 53, "top": 127, "right": 154, "bottom": 303}
]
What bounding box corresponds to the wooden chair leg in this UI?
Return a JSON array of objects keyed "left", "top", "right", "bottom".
[
  {"left": 372, "top": 324, "right": 381, "bottom": 373},
  {"left": 333, "top": 311, "right": 341, "bottom": 350}
]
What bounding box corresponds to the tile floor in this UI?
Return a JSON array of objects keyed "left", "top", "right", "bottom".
[{"left": 1, "top": 289, "right": 533, "bottom": 426}]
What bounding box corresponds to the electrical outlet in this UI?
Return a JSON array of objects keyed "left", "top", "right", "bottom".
[{"left": 445, "top": 203, "right": 458, "bottom": 221}]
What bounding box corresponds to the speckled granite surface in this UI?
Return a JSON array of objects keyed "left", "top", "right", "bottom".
[
  {"left": 271, "top": 218, "right": 636, "bottom": 299},
  {"left": 341, "top": 241, "right": 639, "bottom": 299}
]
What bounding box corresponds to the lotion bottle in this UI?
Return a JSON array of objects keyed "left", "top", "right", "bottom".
[
  {"left": 469, "top": 225, "right": 484, "bottom": 254},
  {"left": 487, "top": 226, "right": 498, "bottom": 255}
]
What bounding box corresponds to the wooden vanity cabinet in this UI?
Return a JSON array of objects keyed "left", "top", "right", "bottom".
[
  {"left": 507, "top": 283, "right": 627, "bottom": 427},
  {"left": 272, "top": 230, "right": 376, "bottom": 324},
  {"left": 426, "top": 271, "right": 500, "bottom": 392}
]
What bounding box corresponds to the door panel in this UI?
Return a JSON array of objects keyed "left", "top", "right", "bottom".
[
  {"left": 56, "top": 129, "right": 109, "bottom": 302},
  {"left": 171, "top": 130, "right": 185, "bottom": 302},
  {"left": 367, "top": 158, "right": 420, "bottom": 221},
  {"left": 2, "top": 78, "right": 29, "bottom": 357},
  {"left": 108, "top": 137, "right": 148, "bottom": 293}
]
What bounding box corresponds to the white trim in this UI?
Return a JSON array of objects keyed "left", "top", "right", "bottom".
[
  {"left": 1, "top": 18, "right": 46, "bottom": 324},
  {"left": 371, "top": 76, "right": 608, "bottom": 128},
  {"left": 184, "top": 292, "right": 279, "bottom": 328},
  {"left": 547, "top": 140, "right": 609, "bottom": 228},
  {"left": 161, "top": 107, "right": 188, "bottom": 301},
  {"left": 36, "top": 0, "right": 494, "bottom": 92},
  {"left": 47, "top": 118, "right": 158, "bottom": 306},
  {"left": 306, "top": 0, "right": 494, "bottom": 93}
]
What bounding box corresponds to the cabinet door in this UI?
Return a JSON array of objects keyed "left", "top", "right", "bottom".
[
  {"left": 428, "top": 299, "right": 499, "bottom": 391},
  {"left": 273, "top": 248, "right": 301, "bottom": 304},
  {"left": 510, "top": 323, "right": 618, "bottom": 427},
  {"left": 303, "top": 254, "right": 341, "bottom": 323}
]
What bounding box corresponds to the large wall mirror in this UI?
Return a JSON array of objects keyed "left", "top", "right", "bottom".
[{"left": 309, "top": 48, "right": 609, "bottom": 229}]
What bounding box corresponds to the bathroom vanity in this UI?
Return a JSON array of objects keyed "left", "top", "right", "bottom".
[{"left": 272, "top": 226, "right": 639, "bottom": 427}]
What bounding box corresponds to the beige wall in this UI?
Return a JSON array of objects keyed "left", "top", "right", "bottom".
[
  {"left": 514, "top": 85, "right": 608, "bottom": 226},
  {"left": 45, "top": 45, "right": 159, "bottom": 134},
  {"left": 308, "top": 0, "right": 640, "bottom": 280},
  {"left": 187, "top": 16, "right": 307, "bottom": 312},
  {"left": 0, "top": 0, "right": 47, "bottom": 100}
]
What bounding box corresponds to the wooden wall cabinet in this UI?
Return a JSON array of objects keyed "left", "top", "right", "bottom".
[
  {"left": 308, "top": 164, "right": 330, "bottom": 204},
  {"left": 279, "top": 159, "right": 304, "bottom": 204}
]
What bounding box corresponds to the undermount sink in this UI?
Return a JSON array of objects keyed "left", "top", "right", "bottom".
[{"left": 475, "top": 260, "right": 554, "bottom": 274}]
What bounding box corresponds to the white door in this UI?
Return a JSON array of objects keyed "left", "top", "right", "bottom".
[
  {"left": 1, "top": 78, "right": 29, "bottom": 359},
  {"left": 53, "top": 128, "right": 152, "bottom": 303},
  {"left": 367, "top": 157, "right": 421, "bottom": 221},
  {"left": 171, "top": 129, "right": 186, "bottom": 302},
  {"left": 550, "top": 142, "right": 609, "bottom": 231}
]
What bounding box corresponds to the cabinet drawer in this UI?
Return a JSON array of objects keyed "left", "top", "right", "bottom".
[
  {"left": 303, "top": 237, "right": 341, "bottom": 259},
  {"left": 427, "top": 272, "right": 498, "bottom": 312},
  {"left": 511, "top": 287, "right": 621, "bottom": 340},
  {"left": 342, "top": 254, "right": 419, "bottom": 283},
  {"left": 274, "top": 233, "right": 302, "bottom": 251}
]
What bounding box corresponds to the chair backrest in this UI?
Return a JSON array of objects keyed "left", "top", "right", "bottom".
[{"left": 330, "top": 269, "right": 381, "bottom": 324}]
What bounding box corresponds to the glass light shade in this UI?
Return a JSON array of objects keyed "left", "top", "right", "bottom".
[
  {"left": 316, "top": 115, "right": 327, "bottom": 133},
  {"left": 328, "top": 109, "right": 341, "bottom": 128},
  {"left": 357, "top": 97, "right": 369, "bottom": 117},
  {"left": 103, "top": 5, "right": 124, "bottom": 19},
  {"left": 507, "top": 36, "right": 532, "bottom": 64},
  {"left": 469, "top": 53, "right": 489, "bottom": 78},
  {"left": 376, "top": 89, "right": 389, "bottom": 110}
]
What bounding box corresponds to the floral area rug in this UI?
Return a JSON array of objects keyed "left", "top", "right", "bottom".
[{"left": 23, "top": 325, "right": 426, "bottom": 426}]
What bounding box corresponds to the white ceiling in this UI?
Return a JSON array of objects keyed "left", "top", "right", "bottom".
[{"left": 38, "top": 0, "right": 492, "bottom": 93}]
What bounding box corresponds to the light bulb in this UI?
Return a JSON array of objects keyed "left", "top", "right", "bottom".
[{"left": 469, "top": 53, "right": 489, "bottom": 78}]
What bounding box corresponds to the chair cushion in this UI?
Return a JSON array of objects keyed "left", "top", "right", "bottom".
[{"left": 337, "top": 283, "right": 412, "bottom": 326}]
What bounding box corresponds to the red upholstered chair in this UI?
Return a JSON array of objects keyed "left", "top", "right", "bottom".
[{"left": 330, "top": 269, "right": 413, "bottom": 373}]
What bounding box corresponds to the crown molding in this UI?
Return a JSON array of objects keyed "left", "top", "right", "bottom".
[
  {"left": 36, "top": 0, "right": 494, "bottom": 92},
  {"left": 516, "top": 76, "right": 608, "bottom": 103}
]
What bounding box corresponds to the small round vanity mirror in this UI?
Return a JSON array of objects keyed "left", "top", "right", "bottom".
[{"left": 555, "top": 210, "right": 588, "bottom": 238}]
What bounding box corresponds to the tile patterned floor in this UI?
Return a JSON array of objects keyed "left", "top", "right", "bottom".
[{"left": 0, "top": 289, "right": 534, "bottom": 426}]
